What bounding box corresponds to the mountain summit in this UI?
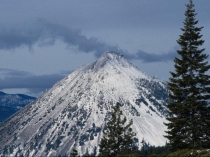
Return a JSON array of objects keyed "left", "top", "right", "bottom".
[
  {"left": 0, "top": 51, "right": 169, "bottom": 156},
  {"left": 90, "top": 51, "right": 137, "bottom": 71}
]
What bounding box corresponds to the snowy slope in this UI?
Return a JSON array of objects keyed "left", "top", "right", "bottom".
[{"left": 0, "top": 51, "right": 169, "bottom": 156}]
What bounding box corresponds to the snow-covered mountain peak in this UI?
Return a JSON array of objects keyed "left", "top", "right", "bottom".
[
  {"left": 99, "top": 51, "right": 123, "bottom": 61},
  {"left": 0, "top": 51, "right": 169, "bottom": 157},
  {"left": 87, "top": 51, "right": 148, "bottom": 80},
  {"left": 88, "top": 51, "right": 127, "bottom": 70}
]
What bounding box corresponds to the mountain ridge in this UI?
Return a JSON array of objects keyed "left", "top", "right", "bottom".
[
  {"left": 0, "top": 51, "right": 169, "bottom": 156},
  {"left": 0, "top": 91, "right": 36, "bottom": 123}
]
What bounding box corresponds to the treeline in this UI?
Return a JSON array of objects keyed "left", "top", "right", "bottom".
[
  {"left": 71, "top": 145, "right": 210, "bottom": 157},
  {"left": 71, "top": 145, "right": 169, "bottom": 157}
]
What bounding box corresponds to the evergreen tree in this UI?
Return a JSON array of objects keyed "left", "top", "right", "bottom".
[
  {"left": 99, "top": 102, "right": 137, "bottom": 157},
  {"left": 71, "top": 149, "right": 79, "bottom": 157},
  {"left": 165, "top": 0, "right": 210, "bottom": 151}
]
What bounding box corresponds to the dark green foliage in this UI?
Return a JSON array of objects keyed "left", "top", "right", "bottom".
[
  {"left": 138, "top": 144, "right": 170, "bottom": 157},
  {"left": 99, "top": 102, "right": 137, "bottom": 157},
  {"left": 116, "top": 154, "right": 142, "bottom": 157},
  {"left": 71, "top": 149, "right": 79, "bottom": 157},
  {"left": 165, "top": 0, "right": 210, "bottom": 151},
  {"left": 82, "top": 154, "right": 95, "bottom": 157},
  {"left": 168, "top": 149, "right": 210, "bottom": 157}
]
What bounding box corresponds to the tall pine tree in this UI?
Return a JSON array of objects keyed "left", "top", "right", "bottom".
[
  {"left": 99, "top": 102, "right": 137, "bottom": 157},
  {"left": 165, "top": 0, "right": 210, "bottom": 151}
]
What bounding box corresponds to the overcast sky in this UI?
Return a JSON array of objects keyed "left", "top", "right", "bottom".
[{"left": 0, "top": 0, "right": 209, "bottom": 97}]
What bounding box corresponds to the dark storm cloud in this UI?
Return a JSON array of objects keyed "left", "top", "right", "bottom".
[{"left": 0, "top": 68, "right": 69, "bottom": 95}]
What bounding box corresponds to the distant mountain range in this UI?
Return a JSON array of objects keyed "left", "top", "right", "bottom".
[
  {"left": 0, "top": 51, "right": 169, "bottom": 156},
  {"left": 0, "top": 91, "right": 36, "bottom": 122}
]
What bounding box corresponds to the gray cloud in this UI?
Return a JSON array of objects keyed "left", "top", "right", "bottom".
[
  {"left": 0, "top": 68, "right": 31, "bottom": 77},
  {"left": 0, "top": 18, "right": 178, "bottom": 62},
  {"left": 0, "top": 19, "right": 124, "bottom": 57},
  {"left": 0, "top": 68, "right": 69, "bottom": 96},
  {"left": 124, "top": 50, "right": 177, "bottom": 63}
]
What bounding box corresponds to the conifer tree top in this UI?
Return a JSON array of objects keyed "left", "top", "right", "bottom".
[{"left": 165, "top": 0, "right": 210, "bottom": 151}]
